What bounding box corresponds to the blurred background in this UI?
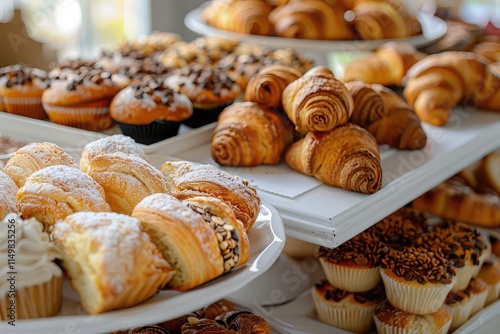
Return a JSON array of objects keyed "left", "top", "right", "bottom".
[{"left": 0, "top": 0, "right": 498, "bottom": 70}]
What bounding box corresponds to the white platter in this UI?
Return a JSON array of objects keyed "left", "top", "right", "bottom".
[
  {"left": 0, "top": 201, "right": 285, "bottom": 334},
  {"left": 184, "top": 2, "right": 447, "bottom": 52},
  {"left": 145, "top": 108, "right": 500, "bottom": 248}
]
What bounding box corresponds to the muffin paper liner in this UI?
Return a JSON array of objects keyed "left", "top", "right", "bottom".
[
  {"left": 471, "top": 289, "right": 489, "bottom": 316},
  {"left": 319, "top": 259, "right": 381, "bottom": 292},
  {"left": 2, "top": 96, "right": 47, "bottom": 119},
  {"left": 485, "top": 282, "right": 500, "bottom": 306},
  {"left": 1, "top": 275, "right": 62, "bottom": 320},
  {"left": 381, "top": 269, "right": 456, "bottom": 315},
  {"left": 116, "top": 120, "right": 181, "bottom": 145},
  {"left": 448, "top": 297, "right": 475, "bottom": 332},
  {"left": 43, "top": 104, "right": 113, "bottom": 131},
  {"left": 373, "top": 313, "right": 452, "bottom": 334},
  {"left": 452, "top": 264, "right": 477, "bottom": 292}
]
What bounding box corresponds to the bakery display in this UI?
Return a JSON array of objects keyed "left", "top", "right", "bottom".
[
  {"left": 0, "top": 214, "right": 63, "bottom": 320},
  {"left": 211, "top": 101, "right": 295, "bottom": 166},
  {"left": 51, "top": 211, "right": 175, "bottom": 314},
  {"left": 0, "top": 64, "right": 51, "bottom": 119}
]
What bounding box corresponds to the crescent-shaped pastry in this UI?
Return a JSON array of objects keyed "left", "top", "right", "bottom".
[
  {"left": 80, "top": 134, "right": 148, "bottom": 173},
  {"left": 0, "top": 170, "right": 18, "bottom": 219},
  {"left": 284, "top": 123, "right": 382, "bottom": 194},
  {"left": 86, "top": 152, "right": 169, "bottom": 215},
  {"left": 4, "top": 142, "right": 78, "bottom": 188},
  {"left": 244, "top": 64, "right": 302, "bottom": 109},
  {"left": 160, "top": 160, "right": 261, "bottom": 231},
  {"left": 51, "top": 211, "right": 174, "bottom": 314},
  {"left": 132, "top": 193, "right": 223, "bottom": 291},
  {"left": 184, "top": 196, "right": 251, "bottom": 272},
  {"left": 211, "top": 102, "right": 295, "bottom": 167},
  {"left": 344, "top": 80, "right": 387, "bottom": 128},
  {"left": 17, "top": 165, "right": 111, "bottom": 229},
  {"left": 282, "top": 66, "right": 353, "bottom": 134}
]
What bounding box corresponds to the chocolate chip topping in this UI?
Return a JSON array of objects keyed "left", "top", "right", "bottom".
[
  {"left": 381, "top": 246, "right": 455, "bottom": 285},
  {"left": 315, "top": 280, "right": 386, "bottom": 304},
  {"left": 117, "top": 57, "right": 173, "bottom": 80},
  {"left": 316, "top": 230, "right": 387, "bottom": 267},
  {"left": 0, "top": 64, "right": 50, "bottom": 88},
  {"left": 129, "top": 76, "right": 181, "bottom": 106},
  {"left": 60, "top": 67, "right": 114, "bottom": 91},
  {"left": 173, "top": 64, "right": 237, "bottom": 96},
  {"left": 125, "top": 326, "right": 170, "bottom": 334}
]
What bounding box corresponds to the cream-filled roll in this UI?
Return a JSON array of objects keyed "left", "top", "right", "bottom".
[
  {"left": 86, "top": 152, "right": 169, "bottom": 215},
  {"left": 132, "top": 193, "right": 224, "bottom": 291},
  {"left": 17, "top": 165, "right": 111, "bottom": 230}
]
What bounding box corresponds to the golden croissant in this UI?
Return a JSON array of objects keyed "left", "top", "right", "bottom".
[
  {"left": 244, "top": 63, "right": 302, "bottom": 109},
  {"left": 284, "top": 123, "right": 382, "bottom": 194},
  {"left": 282, "top": 66, "right": 353, "bottom": 134},
  {"left": 344, "top": 80, "right": 387, "bottom": 128},
  {"left": 211, "top": 101, "right": 295, "bottom": 166},
  {"left": 343, "top": 42, "right": 426, "bottom": 86},
  {"left": 268, "top": 0, "right": 355, "bottom": 40},
  {"left": 403, "top": 51, "right": 500, "bottom": 126},
  {"left": 368, "top": 84, "right": 427, "bottom": 150}
]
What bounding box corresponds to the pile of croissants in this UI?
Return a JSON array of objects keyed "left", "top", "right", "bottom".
[{"left": 202, "top": 0, "right": 422, "bottom": 40}]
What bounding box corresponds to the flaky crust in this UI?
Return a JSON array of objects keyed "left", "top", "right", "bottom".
[
  {"left": 284, "top": 123, "right": 382, "bottom": 194},
  {"left": 282, "top": 66, "right": 353, "bottom": 134},
  {"left": 0, "top": 170, "right": 18, "bottom": 219},
  {"left": 244, "top": 64, "right": 302, "bottom": 109},
  {"left": 211, "top": 102, "right": 295, "bottom": 166},
  {"left": 344, "top": 80, "right": 387, "bottom": 128},
  {"left": 87, "top": 152, "right": 169, "bottom": 215},
  {"left": 4, "top": 142, "right": 78, "bottom": 188},
  {"left": 160, "top": 161, "right": 261, "bottom": 230},
  {"left": 17, "top": 165, "right": 111, "bottom": 229},
  {"left": 132, "top": 193, "right": 223, "bottom": 291},
  {"left": 52, "top": 211, "right": 174, "bottom": 314}
]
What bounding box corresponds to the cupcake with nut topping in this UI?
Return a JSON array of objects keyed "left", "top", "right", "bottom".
[
  {"left": 42, "top": 66, "right": 123, "bottom": 131},
  {"left": 445, "top": 284, "right": 475, "bottom": 332},
  {"left": 312, "top": 279, "right": 385, "bottom": 334},
  {"left": 380, "top": 246, "right": 456, "bottom": 314},
  {"left": 164, "top": 63, "right": 241, "bottom": 128},
  {"left": 0, "top": 64, "right": 51, "bottom": 119},
  {"left": 110, "top": 76, "right": 193, "bottom": 144},
  {"left": 316, "top": 230, "right": 387, "bottom": 292}
]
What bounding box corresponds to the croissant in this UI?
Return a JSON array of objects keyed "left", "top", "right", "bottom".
[
  {"left": 471, "top": 41, "right": 500, "bottom": 63},
  {"left": 412, "top": 176, "right": 500, "bottom": 228},
  {"left": 282, "top": 66, "right": 353, "bottom": 134},
  {"left": 475, "top": 151, "right": 500, "bottom": 196},
  {"left": 284, "top": 123, "right": 382, "bottom": 194},
  {"left": 351, "top": 0, "right": 421, "bottom": 40},
  {"left": 160, "top": 160, "right": 261, "bottom": 230},
  {"left": 268, "top": 0, "right": 355, "bottom": 40},
  {"left": 0, "top": 170, "right": 18, "bottom": 219},
  {"left": 344, "top": 80, "right": 387, "bottom": 128},
  {"left": 202, "top": 0, "right": 274, "bottom": 36},
  {"left": 4, "top": 142, "right": 78, "bottom": 188},
  {"left": 367, "top": 84, "right": 427, "bottom": 150},
  {"left": 244, "top": 63, "right": 302, "bottom": 109},
  {"left": 403, "top": 51, "right": 499, "bottom": 126},
  {"left": 211, "top": 102, "right": 295, "bottom": 166},
  {"left": 343, "top": 42, "right": 426, "bottom": 86}
]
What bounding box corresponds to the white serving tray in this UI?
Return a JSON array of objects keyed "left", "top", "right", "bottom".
[{"left": 145, "top": 108, "right": 500, "bottom": 248}]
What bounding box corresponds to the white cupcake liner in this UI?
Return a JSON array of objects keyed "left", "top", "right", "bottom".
[
  {"left": 486, "top": 282, "right": 500, "bottom": 306},
  {"left": 380, "top": 269, "right": 456, "bottom": 315},
  {"left": 43, "top": 104, "right": 109, "bottom": 115},
  {"left": 452, "top": 264, "right": 477, "bottom": 292},
  {"left": 471, "top": 289, "right": 489, "bottom": 316},
  {"left": 319, "top": 259, "right": 381, "bottom": 292},
  {"left": 448, "top": 297, "right": 475, "bottom": 332},
  {"left": 312, "top": 291, "right": 377, "bottom": 333},
  {"left": 1, "top": 96, "right": 46, "bottom": 119},
  {"left": 373, "top": 312, "right": 452, "bottom": 334}
]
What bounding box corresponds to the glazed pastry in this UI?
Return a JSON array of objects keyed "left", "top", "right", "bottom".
[
  {"left": 403, "top": 51, "right": 499, "bottom": 126},
  {"left": 131, "top": 193, "right": 224, "bottom": 291},
  {"left": 202, "top": 0, "right": 274, "bottom": 36},
  {"left": 244, "top": 64, "right": 302, "bottom": 109},
  {"left": 268, "top": 0, "right": 355, "bottom": 40},
  {"left": 343, "top": 42, "right": 426, "bottom": 86},
  {"left": 471, "top": 41, "right": 500, "bottom": 64},
  {"left": 0, "top": 170, "right": 18, "bottom": 219},
  {"left": 344, "top": 80, "right": 387, "bottom": 129},
  {"left": 160, "top": 160, "right": 261, "bottom": 231},
  {"left": 284, "top": 123, "right": 382, "bottom": 194},
  {"left": 211, "top": 102, "right": 295, "bottom": 167},
  {"left": 51, "top": 211, "right": 174, "bottom": 314},
  {"left": 87, "top": 152, "right": 169, "bottom": 215},
  {"left": 351, "top": 0, "right": 422, "bottom": 40},
  {"left": 367, "top": 84, "right": 427, "bottom": 150},
  {"left": 282, "top": 66, "right": 353, "bottom": 134},
  {"left": 4, "top": 142, "right": 78, "bottom": 188},
  {"left": 17, "top": 165, "right": 111, "bottom": 229},
  {"left": 476, "top": 151, "right": 500, "bottom": 195},
  {"left": 80, "top": 134, "right": 148, "bottom": 173}
]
